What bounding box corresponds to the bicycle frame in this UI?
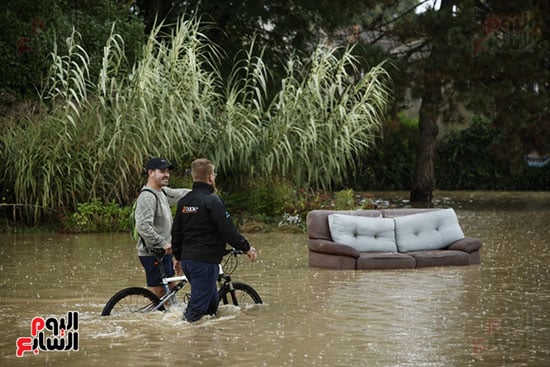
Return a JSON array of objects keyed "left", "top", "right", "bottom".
[{"left": 154, "top": 261, "right": 225, "bottom": 311}]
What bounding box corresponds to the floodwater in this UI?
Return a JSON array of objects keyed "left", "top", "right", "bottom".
[{"left": 0, "top": 191, "right": 549, "bottom": 367}]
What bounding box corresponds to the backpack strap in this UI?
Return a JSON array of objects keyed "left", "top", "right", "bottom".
[{"left": 140, "top": 188, "right": 158, "bottom": 206}]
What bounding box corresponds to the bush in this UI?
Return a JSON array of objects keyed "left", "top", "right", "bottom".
[
  {"left": 224, "top": 177, "right": 294, "bottom": 222},
  {"left": 334, "top": 189, "right": 354, "bottom": 210},
  {"left": 435, "top": 117, "right": 550, "bottom": 190},
  {"left": 0, "top": 0, "right": 144, "bottom": 105},
  {"left": 347, "top": 112, "right": 417, "bottom": 190},
  {"left": 61, "top": 199, "right": 131, "bottom": 233},
  {"left": 436, "top": 117, "right": 497, "bottom": 189}
]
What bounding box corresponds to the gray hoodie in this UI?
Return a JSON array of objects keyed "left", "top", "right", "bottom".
[{"left": 135, "top": 186, "right": 190, "bottom": 256}]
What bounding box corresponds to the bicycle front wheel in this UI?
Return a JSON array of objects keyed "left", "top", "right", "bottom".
[
  {"left": 218, "top": 281, "right": 262, "bottom": 307},
  {"left": 101, "top": 287, "right": 164, "bottom": 316}
]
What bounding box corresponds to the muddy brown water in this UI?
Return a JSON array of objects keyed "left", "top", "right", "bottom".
[{"left": 1, "top": 191, "right": 549, "bottom": 366}]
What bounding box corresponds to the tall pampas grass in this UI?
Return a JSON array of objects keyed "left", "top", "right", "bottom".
[{"left": 1, "top": 17, "right": 390, "bottom": 222}]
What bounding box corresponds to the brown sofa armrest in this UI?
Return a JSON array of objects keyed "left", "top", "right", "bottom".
[
  {"left": 308, "top": 239, "right": 360, "bottom": 258},
  {"left": 446, "top": 237, "right": 482, "bottom": 253}
]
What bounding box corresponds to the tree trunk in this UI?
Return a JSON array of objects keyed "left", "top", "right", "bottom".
[
  {"left": 410, "top": 76, "right": 441, "bottom": 207},
  {"left": 409, "top": 0, "right": 455, "bottom": 207}
]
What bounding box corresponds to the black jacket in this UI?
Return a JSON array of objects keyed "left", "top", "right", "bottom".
[{"left": 172, "top": 182, "right": 251, "bottom": 263}]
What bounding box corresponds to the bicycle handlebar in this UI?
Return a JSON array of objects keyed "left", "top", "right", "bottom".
[
  {"left": 224, "top": 248, "right": 246, "bottom": 256},
  {"left": 153, "top": 247, "right": 246, "bottom": 257},
  {"left": 152, "top": 247, "right": 248, "bottom": 260},
  {"left": 151, "top": 247, "right": 167, "bottom": 256}
]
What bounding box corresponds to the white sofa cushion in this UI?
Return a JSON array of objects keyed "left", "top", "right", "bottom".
[
  {"left": 393, "top": 209, "right": 464, "bottom": 252},
  {"left": 328, "top": 214, "right": 397, "bottom": 252}
]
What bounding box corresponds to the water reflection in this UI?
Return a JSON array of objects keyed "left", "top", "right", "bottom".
[{"left": 0, "top": 191, "right": 549, "bottom": 366}]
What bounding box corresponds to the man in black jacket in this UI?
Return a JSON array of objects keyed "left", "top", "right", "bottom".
[{"left": 172, "top": 158, "right": 257, "bottom": 322}]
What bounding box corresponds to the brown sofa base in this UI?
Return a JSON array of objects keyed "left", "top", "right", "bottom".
[
  {"left": 407, "top": 250, "right": 471, "bottom": 268},
  {"left": 310, "top": 248, "right": 482, "bottom": 270},
  {"left": 309, "top": 251, "right": 356, "bottom": 270},
  {"left": 357, "top": 252, "right": 416, "bottom": 270}
]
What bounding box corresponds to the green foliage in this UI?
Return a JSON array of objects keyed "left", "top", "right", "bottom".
[
  {"left": 435, "top": 117, "right": 497, "bottom": 190},
  {"left": 347, "top": 112, "right": 418, "bottom": 190},
  {"left": 0, "top": 0, "right": 60, "bottom": 103},
  {"left": 225, "top": 180, "right": 377, "bottom": 233},
  {"left": 166, "top": 171, "right": 193, "bottom": 194},
  {"left": 61, "top": 199, "right": 131, "bottom": 233},
  {"left": 284, "top": 189, "right": 334, "bottom": 216},
  {"left": 0, "top": 17, "right": 390, "bottom": 223},
  {"left": 210, "top": 42, "right": 392, "bottom": 191},
  {"left": 224, "top": 177, "right": 294, "bottom": 221},
  {"left": 347, "top": 113, "right": 549, "bottom": 192},
  {"left": 0, "top": 18, "right": 218, "bottom": 222},
  {"left": 435, "top": 116, "right": 550, "bottom": 190},
  {"left": 334, "top": 189, "right": 355, "bottom": 210},
  {"left": 170, "top": 0, "right": 356, "bottom": 83},
  {"left": 251, "top": 49, "right": 390, "bottom": 189},
  {"left": 0, "top": 0, "right": 144, "bottom": 106}
]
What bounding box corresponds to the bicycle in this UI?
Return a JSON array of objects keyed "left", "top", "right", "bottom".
[{"left": 101, "top": 248, "right": 262, "bottom": 316}]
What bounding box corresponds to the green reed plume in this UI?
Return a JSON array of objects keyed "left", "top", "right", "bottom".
[{"left": 1, "top": 17, "right": 390, "bottom": 222}]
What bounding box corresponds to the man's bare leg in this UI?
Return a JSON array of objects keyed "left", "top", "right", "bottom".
[
  {"left": 149, "top": 282, "right": 176, "bottom": 301},
  {"left": 149, "top": 286, "right": 165, "bottom": 299}
]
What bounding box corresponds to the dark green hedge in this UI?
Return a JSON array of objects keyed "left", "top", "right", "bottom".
[
  {"left": 347, "top": 115, "right": 549, "bottom": 191},
  {"left": 435, "top": 117, "right": 549, "bottom": 190}
]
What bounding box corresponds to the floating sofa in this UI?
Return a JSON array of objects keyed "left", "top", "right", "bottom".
[{"left": 306, "top": 208, "right": 482, "bottom": 270}]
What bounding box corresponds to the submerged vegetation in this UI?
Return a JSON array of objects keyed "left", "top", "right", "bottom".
[{"left": 0, "top": 17, "right": 391, "bottom": 225}]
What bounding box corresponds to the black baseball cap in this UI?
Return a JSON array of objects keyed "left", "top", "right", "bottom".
[{"left": 145, "top": 158, "right": 174, "bottom": 171}]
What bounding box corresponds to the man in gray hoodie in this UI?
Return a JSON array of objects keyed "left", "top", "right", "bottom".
[{"left": 135, "top": 157, "right": 190, "bottom": 298}]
